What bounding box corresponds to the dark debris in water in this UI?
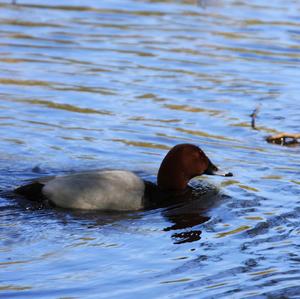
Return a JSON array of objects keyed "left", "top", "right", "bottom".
[
  {"left": 250, "top": 105, "right": 261, "bottom": 130},
  {"left": 250, "top": 106, "right": 300, "bottom": 146},
  {"left": 266, "top": 133, "right": 300, "bottom": 146}
]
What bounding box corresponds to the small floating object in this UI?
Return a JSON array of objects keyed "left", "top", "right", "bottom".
[
  {"left": 266, "top": 133, "right": 300, "bottom": 146},
  {"left": 249, "top": 106, "right": 299, "bottom": 146},
  {"left": 250, "top": 105, "right": 261, "bottom": 130}
]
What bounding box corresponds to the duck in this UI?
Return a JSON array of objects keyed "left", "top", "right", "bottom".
[{"left": 14, "top": 143, "right": 232, "bottom": 211}]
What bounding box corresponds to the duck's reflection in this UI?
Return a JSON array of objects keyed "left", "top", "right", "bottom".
[
  {"left": 163, "top": 212, "right": 210, "bottom": 244},
  {"left": 162, "top": 184, "right": 221, "bottom": 244}
]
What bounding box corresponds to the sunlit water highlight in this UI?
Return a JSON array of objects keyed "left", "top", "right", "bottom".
[{"left": 1, "top": 0, "right": 300, "bottom": 298}]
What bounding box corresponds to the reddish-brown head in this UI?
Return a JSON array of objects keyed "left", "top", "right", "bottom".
[{"left": 157, "top": 143, "right": 231, "bottom": 191}]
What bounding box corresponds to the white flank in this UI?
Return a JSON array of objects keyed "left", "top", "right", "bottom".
[{"left": 42, "top": 170, "right": 145, "bottom": 211}]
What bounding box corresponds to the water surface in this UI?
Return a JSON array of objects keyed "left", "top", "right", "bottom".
[{"left": 1, "top": 0, "right": 300, "bottom": 298}]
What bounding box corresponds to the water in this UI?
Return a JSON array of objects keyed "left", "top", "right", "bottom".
[{"left": 1, "top": 0, "right": 300, "bottom": 297}]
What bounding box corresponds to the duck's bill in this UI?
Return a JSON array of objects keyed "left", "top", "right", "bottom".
[{"left": 204, "top": 161, "right": 233, "bottom": 177}]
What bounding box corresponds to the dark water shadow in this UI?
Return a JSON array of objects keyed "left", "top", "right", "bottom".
[
  {"left": 163, "top": 213, "right": 209, "bottom": 244},
  {"left": 161, "top": 188, "right": 223, "bottom": 244}
]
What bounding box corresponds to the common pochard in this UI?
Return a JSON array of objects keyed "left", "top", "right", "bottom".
[{"left": 15, "top": 143, "right": 232, "bottom": 210}]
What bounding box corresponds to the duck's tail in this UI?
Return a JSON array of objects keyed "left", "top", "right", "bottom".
[{"left": 14, "top": 182, "right": 45, "bottom": 201}]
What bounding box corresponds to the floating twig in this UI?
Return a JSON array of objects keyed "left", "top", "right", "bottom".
[
  {"left": 266, "top": 133, "right": 300, "bottom": 146},
  {"left": 250, "top": 105, "right": 260, "bottom": 130},
  {"left": 249, "top": 106, "right": 299, "bottom": 146}
]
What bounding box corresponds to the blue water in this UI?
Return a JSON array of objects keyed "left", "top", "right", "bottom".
[{"left": 1, "top": 0, "right": 300, "bottom": 298}]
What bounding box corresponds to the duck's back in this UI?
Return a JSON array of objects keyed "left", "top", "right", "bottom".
[{"left": 26, "top": 170, "right": 145, "bottom": 211}]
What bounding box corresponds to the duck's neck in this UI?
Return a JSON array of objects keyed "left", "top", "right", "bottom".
[
  {"left": 157, "top": 162, "right": 189, "bottom": 191},
  {"left": 144, "top": 180, "right": 192, "bottom": 209}
]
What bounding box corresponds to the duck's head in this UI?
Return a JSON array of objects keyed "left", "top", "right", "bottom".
[{"left": 157, "top": 143, "right": 232, "bottom": 191}]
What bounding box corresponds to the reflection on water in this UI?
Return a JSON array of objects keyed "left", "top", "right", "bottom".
[{"left": 1, "top": 0, "right": 300, "bottom": 298}]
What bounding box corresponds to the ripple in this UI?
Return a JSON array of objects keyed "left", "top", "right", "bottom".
[
  {"left": 1, "top": 0, "right": 300, "bottom": 298},
  {"left": 216, "top": 225, "right": 252, "bottom": 238}
]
